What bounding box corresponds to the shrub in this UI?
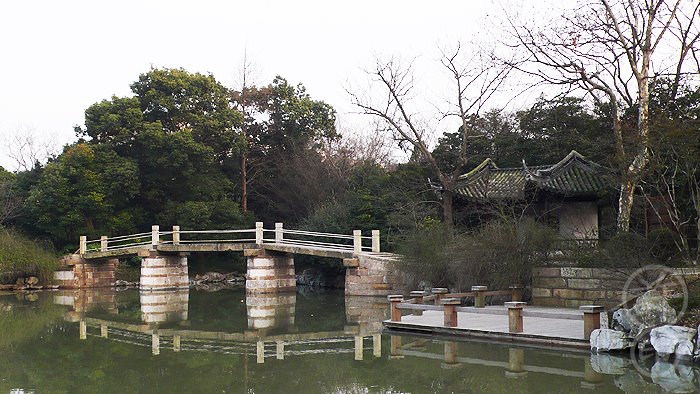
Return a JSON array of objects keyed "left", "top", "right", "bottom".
[{"left": 0, "top": 228, "right": 58, "bottom": 284}]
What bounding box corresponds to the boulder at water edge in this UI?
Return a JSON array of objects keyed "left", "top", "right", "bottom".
[
  {"left": 612, "top": 290, "right": 677, "bottom": 338},
  {"left": 590, "top": 328, "right": 633, "bottom": 352},
  {"left": 650, "top": 325, "right": 697, "bottom": 359}
]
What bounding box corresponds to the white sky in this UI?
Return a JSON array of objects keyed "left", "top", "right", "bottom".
[{"left": 0, "top": 0, "right": 548, "bottom": 170}]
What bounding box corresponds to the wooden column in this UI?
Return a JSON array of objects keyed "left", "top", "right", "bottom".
[
  {"left": 472, "top": 285, "right": 487, "bottom": 308},
  {"left": 388, "top": 295, "right": 404, "bottom": 322},
  {"left": 580, "top": 305, "right": 604, "bottom": 340},
  {"left": 431, "top": 288, "right": 448, "bottom": 304},
  {"left": 505, "top": 302, "right": 526, "bottom": 333},
  {"left": 442, "top": 298, "right": 461, "bottom": 327}
]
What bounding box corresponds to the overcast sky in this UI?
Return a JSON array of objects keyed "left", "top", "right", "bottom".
[{"left": 0, "top": 0, "right": 546, "bottom": 170}]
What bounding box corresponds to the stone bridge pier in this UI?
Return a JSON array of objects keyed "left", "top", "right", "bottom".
[
  {"left": 139, "top": 252, "right": 189, "bottom": 290},
  {"left": 244, "top": 249, "right": 296, "bottom": 294}
]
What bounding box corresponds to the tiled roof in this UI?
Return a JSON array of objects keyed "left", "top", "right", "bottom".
[{"left": 455, "top": 151, "right": 608, "bottom": 200}]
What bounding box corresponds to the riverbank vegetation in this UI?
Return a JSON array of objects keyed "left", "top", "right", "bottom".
[{"left": 0, "top": 229, "right": 57, "bottom": 284}]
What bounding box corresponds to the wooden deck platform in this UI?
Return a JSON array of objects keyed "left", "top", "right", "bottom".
[{"left": 383, "top": 306, "right": 596, "bottom": 350}]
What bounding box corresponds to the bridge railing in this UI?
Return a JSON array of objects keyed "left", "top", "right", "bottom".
[{"left": 79, "top": 222, "right": 381, "bottom": 255}]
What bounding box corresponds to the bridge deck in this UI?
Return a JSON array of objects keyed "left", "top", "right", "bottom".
[{"left": 82, "top": 242, "right": 362, "bottom": 261}]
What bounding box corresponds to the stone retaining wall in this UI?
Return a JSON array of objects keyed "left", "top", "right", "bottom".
[
  {"left": 532, "top": 267, "right": 700, "bottom": 308},
  {"left": 53, "top": 260, "right": 117, "bottom": 288},
  {"left": 345, "top": 253, "right": 402, "bottom": 296}
]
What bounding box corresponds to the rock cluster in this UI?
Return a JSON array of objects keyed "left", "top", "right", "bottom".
[
  {"left": 0, "top": 277, "right": 58, "bottom": 291},
  {"left": 190, "top": 272, "right": 245, "bottom": 286},
  {"left": 591, "top": 289, "right": 700, "bottom": 365}
]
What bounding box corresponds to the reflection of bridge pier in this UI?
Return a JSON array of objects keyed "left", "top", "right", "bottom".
[
  {"left": 54, "top": 288, "right": 119, "bottom": 321},
  {"left": 140, "top": 288, "right": 189, "bottom": 324},
  {"left": 246, "top": 293, "right": 296, "bottom": 330}
]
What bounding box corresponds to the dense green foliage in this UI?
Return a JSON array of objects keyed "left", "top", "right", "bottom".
[{"left": 0, "top": 229, "right": 58, "bottom": 283}]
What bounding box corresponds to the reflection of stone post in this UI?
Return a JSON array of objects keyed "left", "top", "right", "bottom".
[
  {"left": 246, "top": 293, "right": 296, "bottom": 330},
  {"left": 442, "top": 341, "right": 460, "bottom": 369},
  {"left": 140, "top": 288, "right": 189, "bottom": 324},
  {"left": 79, "top": 320, "right": 87, "bottom": 340},
  {"left": 173, "top": 335, "right": 181, "bottom": 352},
  {"left": 505, "top": 348, "right": 527, "bottom": 378},
  {"left": 100, "top": 324, "right": 108, "bottom": 338},
  {"left": 580, "top": 305, "right": 604, "bottom": 340},
  {"left": 506, "top": 302, "right": 526, "bottom": 333},
  {"left": 472, "top": 286, "right": 487, "bottom": 308},
  {"left": 355, "top": 336, "right": 364, "bottom": 361},
  {"left": 442, "top": 298, "right": 460, "bottom": 327},
  {"left": 581, "top": 357, "right": 604, "bottom": 389},
  {"left": 152, "top": 332, "right": 160, "bottom": 355},
  {"left": 372, "top": 334, "right": 382, "bottom": 357},
  {"left": 256, "top": 341, "right": 265, "bottom": 364},
  {"left": 389, "top": 335, "right": 403, "bottom": 359},
  {"left": 276, "top": 340, "right": 284, "bottom": 360}
]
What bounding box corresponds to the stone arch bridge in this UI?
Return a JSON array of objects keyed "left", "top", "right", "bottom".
[{"left": 57, "top": 223, "right": 399, "bottom": 296}]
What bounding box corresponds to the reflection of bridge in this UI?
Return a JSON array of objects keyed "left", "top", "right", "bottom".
[
  {"left": 57, "top": 223, "right": 400, "bottom": 296},
  {"left": 55, "top": 288, "right": 388, "bottom": 363}
]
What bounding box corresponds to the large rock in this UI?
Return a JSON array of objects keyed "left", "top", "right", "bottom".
[
  {"left": 590, "top": 328, "right": 633, "bottom": 352},
  {"left": 613, "top": 290, "right": 677, "bottom": 338},
  {"left": 590, "top": 353, "right": 631, "bottom": 375},
  {"left": 650, "top": 360, "right": 698, "bottom": 393},
  {"left": 650, "top": 325, "right": 697, "bottom": 359}
]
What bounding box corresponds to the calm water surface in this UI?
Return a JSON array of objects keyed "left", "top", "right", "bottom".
[{"left": 0, "top": 287, "right": 697, "bottom": 393}]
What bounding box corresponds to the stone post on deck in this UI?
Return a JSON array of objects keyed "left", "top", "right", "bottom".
[
  {"left": 442, "top": 298, "right": 461, "bottom": 328},
  {"left": 410, "top": 290, "right": 427, "bottom": 316},
  {"left": 388, "top": 295, "right": 403, "bottom": 322},
  {"left": 431, "top": 288, "right": 448, "bottom": 304},
  {"left": 509, "top": 284, "right": 524, "bottom": 302},
  {"left": 472, "top": 285, "right": 487, "bottom": 308},
  {"left": 580, "top": 305, "right": 604, "bottom": 340},
  {"left": 505, "top": 301, "right": 526, "bottom": 333}
]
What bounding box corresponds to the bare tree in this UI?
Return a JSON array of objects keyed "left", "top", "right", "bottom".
[
  {"left": 5, "top": 127, "right": 57, "bottom": 172},
  {"left": 349, "top": 43, "right": 512, "bottom": 226},
  {"left": 503, "top": 0, "right": 700, "bottom": 231}
]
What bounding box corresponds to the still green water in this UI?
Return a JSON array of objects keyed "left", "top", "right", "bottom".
[{"left": 0, "top": 287, "right": 696, "bottom": 393}]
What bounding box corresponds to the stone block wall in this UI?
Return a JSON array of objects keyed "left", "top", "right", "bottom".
[
  {"left": 532, "top": 267, "right": 700, "bottom": 308},
  {"left": 53, "top": 260, "right": 117, "bottom": 288},
  {"left": 140, "top": 256, "right": 189, "bottom": 290},
  {"left": 345, "top": 253, "right": 402, "bottom": 296}
]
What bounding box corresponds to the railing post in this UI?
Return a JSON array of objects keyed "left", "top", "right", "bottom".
[
  {"left": 472, "top": 285, "right": 488, "bottom": 308},
  {"left": 100, "top": 236, "right": 108, "bottom": 252},
  {"left": 353, "top": 230, "right": 362, "bottom": 254},
  {"left": 255, "top": 222, "right": 264, "bottom": 245},
  {"left": 580, "top": 305, "right": 604, "bottom": 340},
  {"left": 79, "top": 236, "right": 87, "bottom": 255},
  {"left": 509, "top": 284, "right": 524, "bottom": 302},
  {"left": 410, "top": 290, "right": 427, "bottom": 316},
  {"left": 151, "top": 225, "right": 159, "bottom": 247},
  {"left": 275, "top": 222, "right": 283, "bottom": 243},
  {"left": 172, "top": 226, "right": 180, "bottom": 245},
  {"left": 388, "top": 295, "right": 404, "bottom": 322},
  {"left": 431, "top": 288, "right": 448, "bottom": 304},
  {"left": 505, "top": 302, "right": 526, "bottom": 333},
  {"left": 442, "top": 298, "right": 461, "bottom": 327},
  {"left": 371, "top": 230, "right": 380, "bottom": 253}
]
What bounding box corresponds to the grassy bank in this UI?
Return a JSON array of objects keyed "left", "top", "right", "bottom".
[{"left": 0, "top": 228, "right": 58, "bottom": 284}]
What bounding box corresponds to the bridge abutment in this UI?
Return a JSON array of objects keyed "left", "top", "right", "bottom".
[
  {"left": 245, "top": 249, "right": 296, "bottom": 294},
  {"left": 140, "top": 255, "right": 189, "bottom": 290},
  {"left": 54, "top": 259, "right": 118, "bottom": 288},
  {"left": 345, "top": 254, "right": 402, "bottom": 296}
]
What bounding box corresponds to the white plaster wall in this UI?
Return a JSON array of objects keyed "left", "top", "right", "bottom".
[{"left": 558, "top": 202, "right": 599, "bottom": 239}]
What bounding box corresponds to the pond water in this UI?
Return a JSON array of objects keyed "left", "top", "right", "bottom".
[{"left": 0, "top": 287, "right": 697, "bottom": 393}]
